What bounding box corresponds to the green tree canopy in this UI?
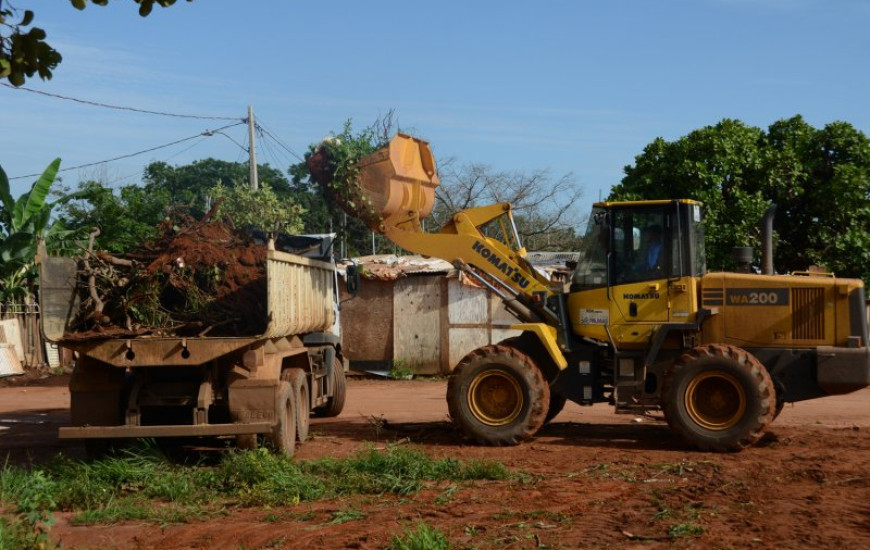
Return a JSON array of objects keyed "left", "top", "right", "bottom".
[
  {"left": 57, "top": 180, "right": 171, "bottom": 253},
  {"left": 142, "top": 158, "right": 291, "bottom": 219},
  {"left": 609, "top": 116, "right": 870, "bottom": 280},
  {"left": 58, "top": 158, "right": 306, "bottom": 254},
  {"left": 1, "top": 0, "right": 193, "bottom": 86}
]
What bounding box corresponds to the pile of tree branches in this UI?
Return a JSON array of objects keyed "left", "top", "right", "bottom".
[
  {"left": 69, "top": 206, "right": 269, "bottom": 339},
  {"left": 305, "top": 119, "right": 393, "bottom": 230}
]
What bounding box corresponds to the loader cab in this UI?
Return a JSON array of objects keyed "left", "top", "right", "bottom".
[
  {"left": 568, "top": 200, "right": 705, "bottom": 345},
  {"left": 571, "top": 199, "right": 706, "bottom": 291}
]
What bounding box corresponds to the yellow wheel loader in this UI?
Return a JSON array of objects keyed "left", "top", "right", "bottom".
[{"left": 340, "top": 134, "right": 870, "bottom": 451}]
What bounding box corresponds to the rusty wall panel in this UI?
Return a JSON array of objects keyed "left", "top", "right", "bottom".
[
  {"left": 394, "top": 276, "right": 441, "bottom": 375},
  {"left": 339, "top": 280, "right": 394, "bottom": 363}
]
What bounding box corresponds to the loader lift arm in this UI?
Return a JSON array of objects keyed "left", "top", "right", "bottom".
[{"left": 353, "top": 134, "right": 561, "bottom": 327}]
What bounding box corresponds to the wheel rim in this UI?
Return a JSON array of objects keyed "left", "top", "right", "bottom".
[
  {"left": 467, "top": 369, "right": 523, "bottom": 426},
  {"left": 684, "top": 371, "right": 746, "bottom": 430}
]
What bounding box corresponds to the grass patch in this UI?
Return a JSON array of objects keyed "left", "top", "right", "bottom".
[
  {"left": 327, "top": 508, "right": 366, "bottom": 525},
  {"left": 668, "top": 522, "right": 705, "bottom": 537},
  {"left": 388, "top": 522, "right": 451, "bottom": 550},
  {"left": 0, "top": 444, "right": 509, "bottom": 529},
  {"left": 388, "top": 359, "right": 414, "bottom": 380}
]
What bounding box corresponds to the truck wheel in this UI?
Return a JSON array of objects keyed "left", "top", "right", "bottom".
[
  {"left": 314, "top": 357, "right": 346, "bottom": 418},
  {"left": 283, "top": 369, "right": 310, "bottom": 442},
  {"left": 545, "top": 393, "right": 567, "bottom": 424},
  {"left": 447, "top": 344, "right": 549, "bottom": 446},
  {"left": 268, "top": 381, "right": 296, "bottom": 457},
  {"left": 662, "top": 344, "right": 775, "bottom": 452}
]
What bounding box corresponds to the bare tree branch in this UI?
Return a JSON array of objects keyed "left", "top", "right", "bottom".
[{"left": 431, "top": 159, "right": 586, "bottom": 250}]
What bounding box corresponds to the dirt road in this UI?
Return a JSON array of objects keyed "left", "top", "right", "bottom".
[{"left": 2, "top": 376, "right": 870, "bottom": 549}]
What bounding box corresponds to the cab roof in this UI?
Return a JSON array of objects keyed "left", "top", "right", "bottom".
[{"left": 592, "top": 198, "right": 703, "bottom": 208}]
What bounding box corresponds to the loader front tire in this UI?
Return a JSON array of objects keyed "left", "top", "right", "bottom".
[
  {"left": 662, "top": 344, "right": 775, "bottom": 452},
  {"left": 447, "top": 344, "right": 549, "bottom": 446}
]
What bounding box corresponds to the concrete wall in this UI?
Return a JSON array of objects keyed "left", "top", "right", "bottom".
[{"left": 340, "top": 274, "right": 521, "bottom": 374}]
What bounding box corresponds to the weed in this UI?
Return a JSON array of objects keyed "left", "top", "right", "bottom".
[
  {"left": 0, "top": 444, "right": 509, "bottom": 534},
  {"left": 523, "top": 510, "right": 572, "bottom": 525},
  {"left": 435, "top": 485, "right": 458, "bottom": 505},
  {"left": 389, "top": 359, "right": 414, "bottom": 380},
  {"left": 327, "top": 508, "right": 366, "bottom": 525},
  {"left": 71, "top": 500, "right": 203, "bottom": 525},
  {"left": 365, "top": 414, "right": 387, "bottom": 440},
  {"left": 668, "top": 522, "right": 705, "bottom": 537},
  {"left": 388, "top": 522, "right": 451, "bottom": 550}
]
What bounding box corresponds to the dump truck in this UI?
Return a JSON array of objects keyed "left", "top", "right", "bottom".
[
  {"left": 339, "top": 134, "right": 870, "bottom": 451},
  {"left": 39, "top": 234, "right": 353, "bottom": 456}
]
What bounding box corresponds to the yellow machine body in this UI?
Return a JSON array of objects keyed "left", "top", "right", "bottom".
[{"left": 344, "top": 134, "right": 870, "bottom": 450}]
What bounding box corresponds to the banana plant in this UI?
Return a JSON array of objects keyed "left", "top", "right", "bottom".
[{"left": 0, "top": 159, "right": 82, "bottom": 301}]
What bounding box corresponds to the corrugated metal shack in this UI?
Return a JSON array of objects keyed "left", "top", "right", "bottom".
[{"left": 338, "top": 252, "right": 579, "bottom": 375}]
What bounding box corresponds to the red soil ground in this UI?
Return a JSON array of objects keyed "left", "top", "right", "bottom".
[{"left": 1, "top": 376, "right": 869, "bottom": 549}]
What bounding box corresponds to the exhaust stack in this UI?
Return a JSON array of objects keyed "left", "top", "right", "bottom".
[{"left": 761, "top": 204, "right": 776, "bottom": 275}]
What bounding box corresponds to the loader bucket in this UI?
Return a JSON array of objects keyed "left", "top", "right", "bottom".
[{"left": 355, "top": 133, "right": 440, "bottom": 228}]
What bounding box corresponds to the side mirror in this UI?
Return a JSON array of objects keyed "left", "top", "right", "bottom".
[{"left": 345, "top": 262, "right": 361, "bottom": 296}]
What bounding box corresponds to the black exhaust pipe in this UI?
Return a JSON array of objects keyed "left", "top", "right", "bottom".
[{"left": 761, "top": 205, "right": 776, "bottom": 275}]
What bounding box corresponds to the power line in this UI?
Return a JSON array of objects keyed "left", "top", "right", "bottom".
[
  {"left": 104, "top": 136, "right": 210, "bottom": 188},
  {"left": 255, "top": 121, "right": 305, "bottom": 162},
  {"left": 1, "top": 82, "right": 242, "bottom": 121},
  {"left": 10, "top": 122, "right": 245, "bottom": 181}
]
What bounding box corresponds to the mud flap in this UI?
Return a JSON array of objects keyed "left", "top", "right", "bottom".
[{"left": 228, "top": 379, "right": 279, "bottom": 424}]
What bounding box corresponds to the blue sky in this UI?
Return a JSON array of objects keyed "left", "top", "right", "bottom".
[{"left": 2, "top": 0, "right": 869, "bottom": 220}]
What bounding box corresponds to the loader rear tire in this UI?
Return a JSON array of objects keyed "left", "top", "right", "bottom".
[
  {"left": 283, "top": 369, "right": 310, "bottom": 442},
  {"left": 268, "top": 381, "right": 297, "bottom": 457},
  {"left": 662, "top": 344, "right": 775, "bottom": 452},
  {"left": 447, "top": 344, "right": 549, "bottom": 446}
]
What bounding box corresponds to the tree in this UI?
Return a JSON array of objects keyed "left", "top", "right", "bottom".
[
  {"left": 56, "top": 179, "right": 171, "bottom": 253},
  {"left": 58, "top": 158, "right": 300, "bottom": 254},
  {"left": 0, "top": 159, "right": 81, "bottom": 301},
  {"left": 431, "top": 158, "right": 585, "bottom": 251},
  {"left": 142, "top": 158, "right": 291, "bottom": 220},
  {"left": 0, "top": 0, "right": 192, "bottom": 86},
  {"left": 210, "top": 181, "right": 304, "bottom": 237},
  {"left": 610, "top": 116, "right": 870, "bottom": 280}
]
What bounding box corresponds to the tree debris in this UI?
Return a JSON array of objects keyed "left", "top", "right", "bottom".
[{"left": 66, "top": 209, "right": 269, "bottom": 340}]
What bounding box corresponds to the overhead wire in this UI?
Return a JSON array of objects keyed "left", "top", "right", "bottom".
[
  {"left": 256, "top": 126, "right": 285, "bottom": 170},
  {"left": 255, "top": 120, "right": 305, "bottom": 163},
  {"left": 9, "top": 121, "right": 245, "bottom": 181},
  {"left": 1, "top": 82, "right": 241, "bottom": 121}
]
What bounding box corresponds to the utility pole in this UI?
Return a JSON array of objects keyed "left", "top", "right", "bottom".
[{"left": 247, "top": 105, "right": 259, "bottom": 190}]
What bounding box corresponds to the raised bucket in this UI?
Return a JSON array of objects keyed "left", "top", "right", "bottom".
[{"left": 355, "top": 133, "right": 440, "bottom": 227}]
